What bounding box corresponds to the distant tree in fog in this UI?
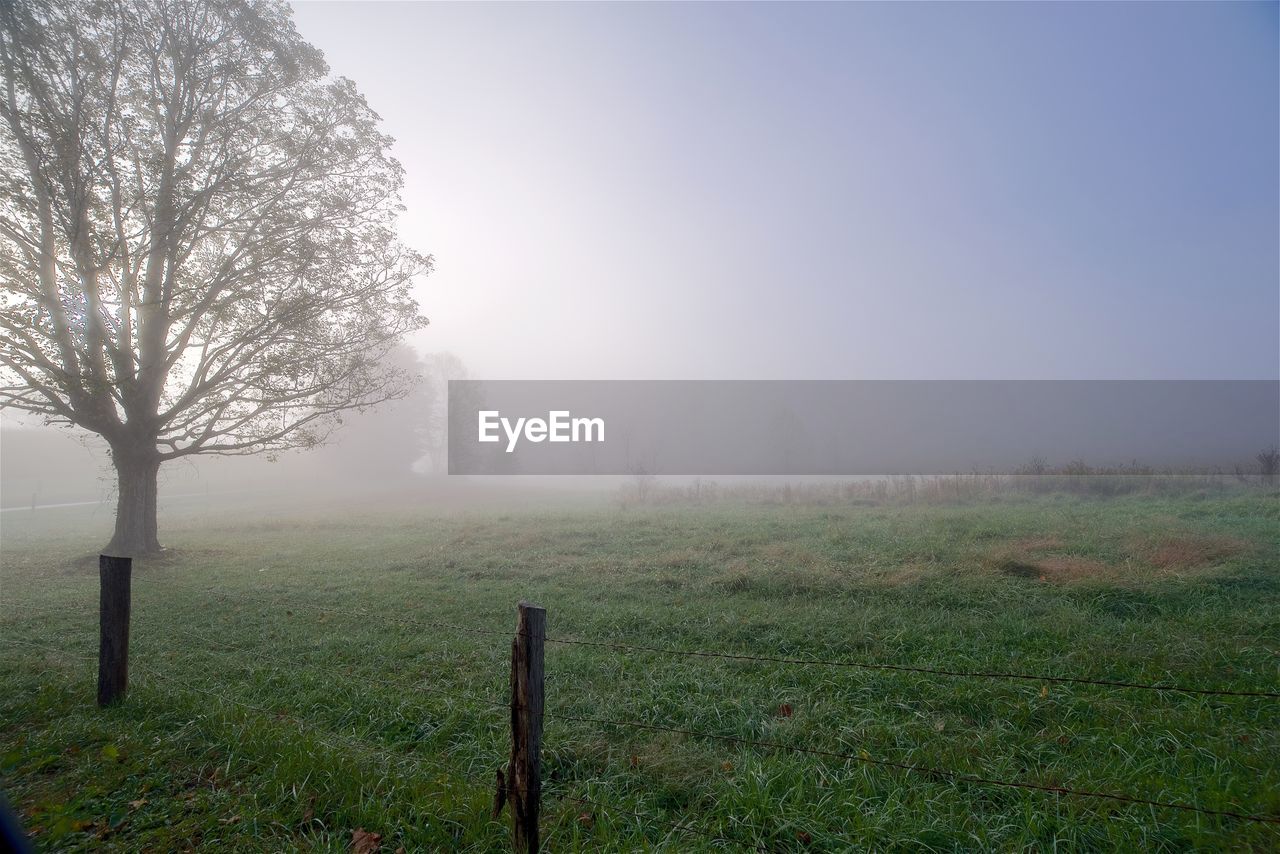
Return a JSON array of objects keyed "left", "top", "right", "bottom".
[
  {"left": 321, "top": 344, "right": 432, "bottom": 481},
  {"left": 1259, "top": 446, "right": 1279, "bottom": 485},
  {"left": 0, "top": 0, "right": 429, "bottom": 554},
  {"left": 419, "top": 351, "right": 468, "bottom": 475}
]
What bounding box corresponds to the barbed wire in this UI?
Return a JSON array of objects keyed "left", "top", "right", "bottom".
[
  {"left": 9, "top": 634, "right": 1280, "bottom": 835},
  {"left": 137, "top": 665, "right": 489, "bottom": 785},
  {"left": 5, "top": 637, "right": 499, "bottom": 795},
  {"left": 140, "top": 576, "right": 1280, "bottom": 699},
  {"left": 146, "top": 621, "right": 513, "bottom": 714},
  {"left": 5, "top": 638, "right": 99, "bottom": 663},
  {"left": 542, "top": 709, "right": 1280, "bottom": 825},
  {"left": 141, "top": 576, "right": 516, "bottom": 640},
  {"left": 3, "top": 639, "right": 748, "bottom": 848},
  {"left": 541, "top": 636, "right": 1280, "bottom": 699},
  {"left": 30, "top": 629, "right": 1272, "bottom": 828}
]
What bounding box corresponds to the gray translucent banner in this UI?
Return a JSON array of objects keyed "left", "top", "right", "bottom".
[{"left": 447, "top": 381, "right": 1279, "bottom": 475}]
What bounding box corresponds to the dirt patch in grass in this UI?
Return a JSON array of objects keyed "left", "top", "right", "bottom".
[
  {"left": 1031, "top": 555, "right": 1116, "bottom": 582},
  {"left": 995, "top": 558, "right": 1043, "bottom": 579},
  {"left": 989, "top": 531, "right": 1250, "bottom": 585},
  {"left": 1139, "top": 535, "right": 1249, "bottom": 570},
  {"left": 987, "top": 551, "right": 1114, "bottom": 584}
]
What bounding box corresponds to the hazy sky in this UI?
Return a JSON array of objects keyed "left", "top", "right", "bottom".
[{"left": 291, "top": 1, "right": 1278, "bottom": 381}]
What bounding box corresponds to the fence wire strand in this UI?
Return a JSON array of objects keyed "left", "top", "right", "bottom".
[
  {"left": 542, "top": 635, "right": 1280, "bottom": 699},
  {"left": 8, "top": 618, "right": 1280, "bottom": 835},
  {"left": 5, "top": 637, "right": 495, "bottom": 787},
  {"left": 11, "top": 565, "right": 1280, "bottom": 842},
  {"left": 144, "top": 575, "right": 1280, "bottom": 699},
  {"left": 150, "top": 576, "right": 516, "bottom": 640},
  {"left": 542, "top": 709, "right": 1280, "bottom": 825},
  {"left": 151, "top": 622, "right": 513, "bottom": 714}
]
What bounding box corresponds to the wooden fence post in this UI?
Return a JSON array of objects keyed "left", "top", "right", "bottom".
[
  {"left": 97, "top": 555, "right": 132, "bottom": 707},
  {"left": 508, "top": 601, "right": 545, "bottom": 853}
]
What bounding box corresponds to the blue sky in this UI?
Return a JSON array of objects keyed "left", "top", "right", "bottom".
[{"left": 292, "top": 1, "right": 1279, "bottom": 380}]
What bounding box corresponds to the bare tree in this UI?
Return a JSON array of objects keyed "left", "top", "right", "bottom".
[
  {"left": 0, "top": 0, "right": 429, "bottom": 554},
  {"left": 1259, "top": 446, "right": 1279, "bottom": 486}
]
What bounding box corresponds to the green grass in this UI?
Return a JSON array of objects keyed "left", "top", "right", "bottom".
[{"left": 2, "top": 489, "right": 1278, "bottom": 850}]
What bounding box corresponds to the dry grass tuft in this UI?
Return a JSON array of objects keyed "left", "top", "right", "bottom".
[
  {"left": 986, "top": 538, "right": 1115, "bottom": 584},
  {"left": 1140, "top": 535, "right": 1249, "bottom": 570},
  {"left": 985, "top": 530, "right": 1250, "bottom": 585},
  {"left": 1031, "top": 555, "right": 1116, "bottom": 582},
  {"left": 710, "top": 560, "right": 756, "bottom": 593}
]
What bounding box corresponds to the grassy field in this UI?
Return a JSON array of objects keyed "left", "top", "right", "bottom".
[{"left": 2, "top": 487, "right": 1278, "bottom": 851}]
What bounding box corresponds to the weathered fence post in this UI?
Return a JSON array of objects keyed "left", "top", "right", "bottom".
[
  {"left": 508, "top": 601, "right": 545, "bottom": 853},
  {"left": 97, "top": 555, "right": 132, "bottom": 707}
]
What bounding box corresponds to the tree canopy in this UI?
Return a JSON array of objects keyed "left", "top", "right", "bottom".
[{"left": 0, "top": 0, "right": 430, "bottom": 551}]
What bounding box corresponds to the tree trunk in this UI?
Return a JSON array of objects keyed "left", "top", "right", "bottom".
[{"left": 105, "top": 448, "right": 161, "bottom": 556}]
